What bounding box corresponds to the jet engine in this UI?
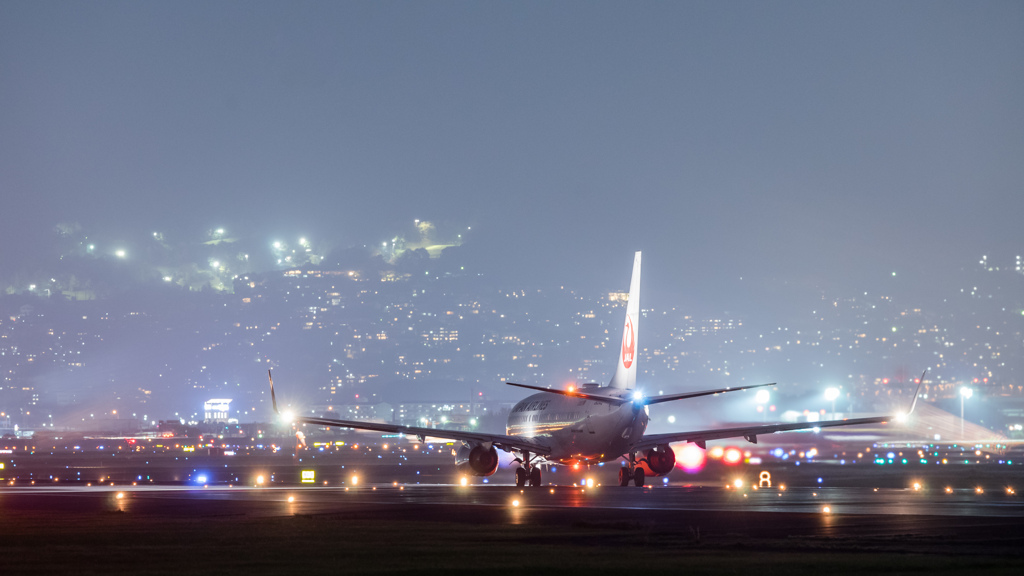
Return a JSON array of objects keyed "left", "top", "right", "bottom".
[
  {"left": 455, "top": 442, "right": 500, "bottom": 477},
  {"left": 638, "top": 444, "right": 676, "bottom": 476}
]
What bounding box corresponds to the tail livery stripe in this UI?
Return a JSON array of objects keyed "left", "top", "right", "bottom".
[{"left": 609, "top": 251, "right": 641, "bottom": 390}]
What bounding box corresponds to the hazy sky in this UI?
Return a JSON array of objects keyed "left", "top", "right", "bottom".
[{"left": 2, "top": 1, "right": 1022, "bottom": 307}]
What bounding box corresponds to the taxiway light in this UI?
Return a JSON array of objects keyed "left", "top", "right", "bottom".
[
  {"left": 945, "top": 486, "right": 953, "bottom": 494},
  {"left": 976, "top": 487, "right": 984, "bottom": 494},
  {"left": 912, "top": 482, "right": 922, "bottom": 491},
  {"left": 1007, "top": 487, "right": 1016, "bottom": 495}
]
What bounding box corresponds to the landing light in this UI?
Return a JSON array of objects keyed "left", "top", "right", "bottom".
[
  {"left": 632, "top": 391, "right": 644, "bottom": 402},
  {"left": 512, "top": 499, "right": 520, "bottom": 507},
  {"left": 460, "top": 476, "right": 468, "bottom": 487},
  {"left": 822, "top": 506, "right": 831, "bottom": 514}
]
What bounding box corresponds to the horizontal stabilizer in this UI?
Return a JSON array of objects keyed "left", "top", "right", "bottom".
[{"left": 506, "top": 380, "right": 776, "bottom": 406}]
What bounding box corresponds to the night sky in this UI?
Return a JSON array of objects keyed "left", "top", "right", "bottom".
[{"left": 3, "top": 1, "right": 1022, "bottom": 307}]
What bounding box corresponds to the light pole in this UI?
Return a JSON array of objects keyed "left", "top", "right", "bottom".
[
  {"left": 755, "top": 389, "right": 770, "bottom": 422},
  {"left": 824, "top": 387, "right": 840, "bottom": 419},
  {"left": 960, "top": 386, "right": 973, "bottom": 439}
]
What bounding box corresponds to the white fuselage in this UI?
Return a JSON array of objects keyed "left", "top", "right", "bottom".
[{"left": 506, "top": 387, "right": 648, "bottom": 464}]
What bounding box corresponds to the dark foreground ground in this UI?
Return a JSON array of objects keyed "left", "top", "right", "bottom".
[{"left": 3, "top": 485, "right": 1023, "bottom": 575}]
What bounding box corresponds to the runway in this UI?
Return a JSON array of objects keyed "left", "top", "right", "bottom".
[
  {"left": 7, "top": 481, "right": 1024, "bottom": 516},
  {"left": 6, "top": 482, "right": 1024, "bottom": 527},
  {"left": 4, "top": 483, "right": 1024, "bottom": 573}
]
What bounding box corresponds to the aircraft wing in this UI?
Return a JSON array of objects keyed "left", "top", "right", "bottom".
[
  {"left": 269, "top": 372, "right": 551, "bottom": 455},
  {"left": 506, "top": 382, "right": 630, "bottom": 405},
  {"left": 506, "top": 381, "right": 776, "bottom": 406},
  {"left": 286, "top": 414, "right": 552, "bottom": 455},
  {"left": 633, "top": 372, "right": 925, "bottom": 452},
  {"left": 631, "top": 414, "right": 894, "bottom": 452}
]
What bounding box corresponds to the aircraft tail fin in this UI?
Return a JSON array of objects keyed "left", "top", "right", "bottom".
[{"left": 609, "top": 251, "right": 641, "bottom": 390}]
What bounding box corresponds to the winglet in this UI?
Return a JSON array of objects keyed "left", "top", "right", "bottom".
[
  {"left": 906, "top": 369, "right": 926, "bottom": 415},
  {"left": 268, "top": 370, "right": 280, "bottom": 414}
]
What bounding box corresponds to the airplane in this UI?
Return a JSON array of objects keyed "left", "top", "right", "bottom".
[{"left": 269, "top": 251, "right": 923, "bottom": 487}]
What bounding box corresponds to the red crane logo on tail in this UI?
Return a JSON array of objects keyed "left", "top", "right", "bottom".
[{"left": 621, "top": 315, "right": 635, "bottom": 369}]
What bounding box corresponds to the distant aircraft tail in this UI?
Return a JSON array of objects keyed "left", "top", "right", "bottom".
[{"left": 608, "top": 251, "right": 641, "bottom": 390}]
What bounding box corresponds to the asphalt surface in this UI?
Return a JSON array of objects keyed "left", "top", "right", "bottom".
[
  {"left": 6, "top": 481, "right": 1024, "bottom": 531},
  {"left": 4, "top": 481, "right": 1024, "bottom": 575}
]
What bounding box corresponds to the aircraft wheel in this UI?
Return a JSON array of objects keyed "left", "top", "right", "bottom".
[
  {"left": 529, "top": 467, "right": 541, "bottom": 487},
  {"left": 618, "top": 467, "right": 631, "bottom": 486},
  {"left": 633, "top": 468, "right": 645, "bottom": 487},
  {"left": 515, "top": 467, "right": 528, "bottom": 487}
]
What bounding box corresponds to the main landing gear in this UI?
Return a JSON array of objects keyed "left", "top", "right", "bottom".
[
  {"left": 618, "top": 452, "right": 646, "bottom": 487},
  {"left": 514, "top": 450, "right": 542, "bottom": 487}
]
